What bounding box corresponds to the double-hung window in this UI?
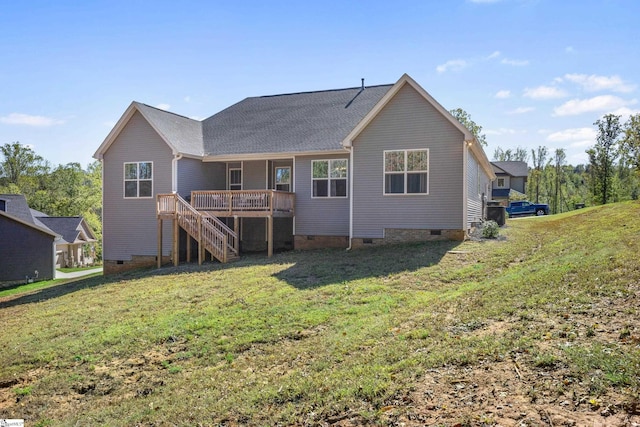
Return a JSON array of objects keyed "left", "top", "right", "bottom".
[
  {"left": 124, "top": 162, "right": 153, "bottom": 198},
  {"left": 312, "top": 159, "right": 347, "bottom": 198},
  {"left": 275, "top": 166, "right": 291, "bottom": 192},
  {"left": 384, "top": 149, "right": 429, "bottom": 194}
]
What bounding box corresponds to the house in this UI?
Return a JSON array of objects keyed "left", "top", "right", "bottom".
[
  {"left": 31, "top": 211, "right": 98, "bottom": 268},
  {"left": 94, "top": 74, "right": 496, "bottom": 275},
  {"left": 0, "top": 195, "right": 57, "bottom": 284},
  {"left": 491, "top": 161, "right": 529, "bottom": 203},
  {"left": 0, "top": 194, "right": 98, "bottom": 285}
]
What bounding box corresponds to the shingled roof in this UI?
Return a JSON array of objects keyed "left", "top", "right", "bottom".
[
  {"left": 0, "top": 194, "right": 35, "bottom": 225},
  {"left": 491, "top": 161, "right": 529, "bottom": 177},
  {"left": 36, "top": 216, "right": 96, "bottom": 245},
  {"left": 201, "top": 84, "right": 393, "bottom": 157}
]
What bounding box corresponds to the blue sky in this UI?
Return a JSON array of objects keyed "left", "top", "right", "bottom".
[{"left": 1, "top": 0, "right": 638, "bottom": 168}]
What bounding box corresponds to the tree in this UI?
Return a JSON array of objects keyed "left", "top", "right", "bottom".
[
  {"left": 530, "top": 146, "right": 548, "bottom": 203},
  {"left": 553, "top": 149, "right": 566, "bottom": 213},
  {"left": 621, "top": 113, "right": 640, "bottom": 171},
  {"left": 493, "top": 146, "right": 529, "bottom": 162},
  {"left": 449, "top": 108, "right": 487, "bottom": 146},
  {"left": 0, "top": 142, "right": 49, "bottom": 188},
  {"left": 587, "top": 114, "right": 622, "bottom": 205}
]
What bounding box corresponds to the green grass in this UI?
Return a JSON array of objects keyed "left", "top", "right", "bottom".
[
  {"left": 0, "top": 278, "right": 59, "bottom": 298},
  {"left": 1, "top": 201, "right": 639, "bottom": 425},
  {"left": 57, "top": 265, "right": 102, "bottom": 273}
]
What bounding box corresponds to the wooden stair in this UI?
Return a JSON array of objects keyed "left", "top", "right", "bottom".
[{"left": 159, "top": 193, "right": 239, "bottom": 264}]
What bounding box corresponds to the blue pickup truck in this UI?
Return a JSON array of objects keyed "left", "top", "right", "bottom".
[{"left": 506, "top": 200, "right": 550, "bottom": 217}]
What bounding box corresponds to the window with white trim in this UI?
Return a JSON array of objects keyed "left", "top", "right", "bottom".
[
  {"left": 384, "top": 149, "right": 428, "bottom": 194},
  {"left": 312, "top": 159, "right": 347, "bottom": 198},
  {"left": 497, "top": 178, "right": 505, "bottom": 188},
  {"left": 275, "top": 166, "right": 291, "bottom": 192},
  {"left": 124, "top": 162, "right": 153, "bottom": 198}
]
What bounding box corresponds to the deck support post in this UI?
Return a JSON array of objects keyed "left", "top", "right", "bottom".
[
  {"left": 157, "top": 218, "right": 162, "bottom": 269},
  {"left": 173, "top": 217, "right": 179, "bottom": 267},
  {"left": 186, "top": 233, "right": 191, "bottom": 263},
  {"left": 267, "top": 215, "right": 273, "bottom": 257},
  {"left": 198, "top": 215, "right": 203, "bottom": 265},
  {"left": 234, "top": 216, "right": 239, "bottom": 254}
]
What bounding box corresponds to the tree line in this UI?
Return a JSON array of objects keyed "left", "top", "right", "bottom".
[
  {"left": 0, "top": 142, "right": 102, "bottom": 258},
  {"left": 492, "top": 113, "right": 640, "bottom": 213}
]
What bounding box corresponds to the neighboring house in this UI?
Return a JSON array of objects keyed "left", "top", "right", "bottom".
[
  {"left": 32, "top": 211, "right": 98, "bottom": 268},
  {"left": 94, "top": 74, "right": 496, "bottom": 275},
  {"left": 0, "top": 195, "right": 57, "bottom": 284},
  {"left": 0, "top": 194, "right": 98, "bottom": 285},
  {"left": 491, "top": 161, "right": 529, "bottom": 203}
]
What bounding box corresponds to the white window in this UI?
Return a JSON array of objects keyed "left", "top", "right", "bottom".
[
  {"left": 275, "top": 166, "right": 291, "bottom": 192},
  {"left": 312, "top": 159, "right": 347, "bottom": 198},
  {"left": 497, "top": 178, "right": 505, "bottom": 188},
  {"left": 124, "top": 162, "right": 153, "bottom": 198},
  {"left": 229, "top": 168, "right": 242, "bottom": 190},
  {"left": 384, "top": 149, "right": 428, "bottom": 195}
]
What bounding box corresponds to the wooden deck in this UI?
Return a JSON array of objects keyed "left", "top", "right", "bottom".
[{"left": 156, "top": 191, "right": 295, "bottom": 266}]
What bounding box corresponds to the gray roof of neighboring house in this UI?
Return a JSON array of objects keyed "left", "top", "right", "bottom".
[
  {"left": 201, "top": 84, "right": 394, "bottom": 156},
  {"left": 35, "top": 216, "right": 93, "bottom": 244},
  {"left": 0, "top": 194, "right": 35, "bottom": 225},
  {"left": 134, "top": 102, "right": 203, "bottom": 157},
  {"left": 491, "top": 161, "right": 529, "bottom": 178}
]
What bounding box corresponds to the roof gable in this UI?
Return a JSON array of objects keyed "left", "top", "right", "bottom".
[
  {"left": 35, "top": 216, "right": 97, "bottom": 244},
  {"left": 94, "top": 102, "right": 203, "bottom": 160},
  {"left": 0, "top": 209, "right": 58, "bottom": 238},
  {"left": 0, "top": 194, "right": 35, "bottom": 225}
]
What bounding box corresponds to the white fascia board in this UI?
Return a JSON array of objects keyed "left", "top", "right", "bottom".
[{"left": 202, "top": 149, "right": 349, "bottom": 162}]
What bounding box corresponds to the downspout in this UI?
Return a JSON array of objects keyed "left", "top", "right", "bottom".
[
  {"left": 172, "top": 153, "right": 183, "bottom": 194},
  {"left": 346, "top": 145, "right": 354, "bottom": 251}
]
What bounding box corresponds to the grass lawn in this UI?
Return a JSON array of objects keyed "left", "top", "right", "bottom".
[{"left": 0, "top": 201, "right": 639, "bottom": 426}]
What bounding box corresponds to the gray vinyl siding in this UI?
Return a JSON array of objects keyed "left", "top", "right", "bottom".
[
  {"left": 467, "top": 152, "right": 493, "bottom": 227},
  {"left": 352, "top": 83, "right": 465, "bottom": 238},
  {"left": 177, "top": 158, "right": 225, "bottom": 197},
  {"left": 243, "top": 160, "right": 267, "bottom": 190},
  {"left": 511, "top": 176, "right": 526, "bottom": 194},
  {"left": 294, "top": 154, "right": 350, "bottom": 236},
  {"left": 0, "top": 216, "right": 55, "bottom": 282},
  {"left": 102, "top": 111, "right": 174, "bottom": 260}
]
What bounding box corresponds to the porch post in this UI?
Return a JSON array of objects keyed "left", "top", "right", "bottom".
[
  {"left": 267, "top": 215, "right": 273, "bottom": 257},
  {"left": 198, "top": 215, "right": 203, "bottom": 265},
  {"left": 157, "top": 218, "right": 162, "bottom": 269}
]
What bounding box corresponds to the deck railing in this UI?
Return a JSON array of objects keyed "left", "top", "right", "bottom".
[{"left": 191, "top": 190, "right": 295, "bottom": 215}]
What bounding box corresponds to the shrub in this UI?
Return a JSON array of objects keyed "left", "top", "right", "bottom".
[{"left": 481, "top": 220, "right": 500, "bottom": 239}]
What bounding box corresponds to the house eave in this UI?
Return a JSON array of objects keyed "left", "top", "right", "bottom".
[{"left": 202, "top": 149, "right": 349, "bottom": 162}]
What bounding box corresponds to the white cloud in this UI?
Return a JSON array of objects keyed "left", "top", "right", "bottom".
[
  {"left": 0, "top": 113, "right": 64, "bottom": 127},
  {"left": 547, "top": 127, "right": 597, "bottom": 142},
  {"left": 563, "top": 73, "right": 636, "bottom": 93},
  {"left": 495, "top": 90, "right": 511, "bottom": 99},
  {"left": 547, "top": 127, "right": 597, "bottom": 151},
  {"left": 485, "top": 128, "right": 518, "bottom": 135},
  {"left": 486, "top": 51, "right": 501, "bottom": 60},
  {"left": 524, "top": 85, "right": 568, "bottom": 100},
  {"left": 156, "top": 103, "right": 171, "bottom": 110},
  {"left": 501, "top": 58, "right": 529, "bottom": 66},
  {"left": 553, "top": 95, "right": 637, "bottom": 116},
  {"left": 508, "top": 107, "right": 535, "bottom": 114},
  {"left": 436, "top": 59, "right": 468, "bottom": 73}
]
